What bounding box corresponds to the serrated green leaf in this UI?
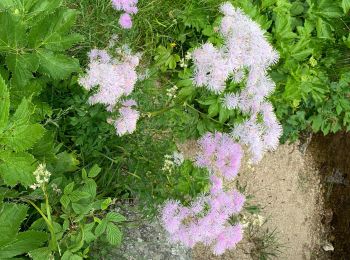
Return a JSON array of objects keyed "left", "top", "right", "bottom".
[
  {"left": 6, "top": 53, "right": 39, "bottom": 87},
  {"left": 106, "top": 212, "right": 126, "bottom": 223},
  {"left": 64, "top": 182, "right": 74, "bottom": 194},
  {"left": 61, "top": 250, "right": 83, "bottom": 260},
  {"left": 28, "top": 247, "right": 52, "bottom": 260},
  {"left": 29, "top": 9, "right": 81, "bottom": 50},
  {"left": 0, "top": 75, "right": 9, "bottom": 129},
  {"left": 37, "top": 49, "right": 80, "bottom": 80},
  {"left": 82, "top": 179, "right": 97, "bottom": 199},
  {"left": 0, "top": 151, "right": 36, "bottom": 187},
  {"left": 12, "top": 97, "right": 33, "bottom": 125},
  {"left": 0, "top": 12, "right": 26, "bottom": 51},
  {"left": 60, "top": 194, "right": 70, "bottom": 208},
  {"left": 1, "top": 123, "right": 45, "bottom": 152},
  {"left": 106, "top": 223, "right": 122, "bottom": 245},
  {"left": 94, "top": 220, "right": 107, "bottom": 237},
  {"left": 69, "top": 191, "right": 90, "bottom": 202},
  {"left": 0, "top": 230, "right": 47, "bottom": 259},
  {"left": 0, "top": 203, "right": 28, "bottom": 245}
]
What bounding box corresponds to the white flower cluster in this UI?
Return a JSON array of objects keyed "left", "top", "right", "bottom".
[{"left": 30, "top": 164, "right": 51, "bottom": 190}]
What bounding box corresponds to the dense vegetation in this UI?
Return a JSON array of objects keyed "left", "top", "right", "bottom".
[{"left": 0, "top": 0, "right": 349, "bottom": 258}]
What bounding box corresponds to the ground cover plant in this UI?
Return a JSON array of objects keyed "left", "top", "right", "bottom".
[{"left": 0, "top": 0, "right": 349, "bottom": 259}]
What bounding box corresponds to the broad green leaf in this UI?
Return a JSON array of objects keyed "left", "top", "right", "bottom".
[
  {"left": 0, "top": 203, "right": 28, "bottom": 245},
  {"left": 94, "top": 220, "right": 107, "bottom": 237},
  {"left": 60, "top": 194, "right": 70, "bottom": 209},
  {"left": 106, "top": 212, "right": 126, "bottom": 223},
  {"left": 54, "top": 151, "right": 79, "bottom": 173},
  {"left": 0, "top": 231, "right": 47, "bottom": 259},
  {"left": 316, "top": 18, "right": 332, "bottom": 39},
  {"left": 0, "top": 75, "right": 9, "bottom": 129},
  {"left": 342, "top": 0, "right": 350, "bottom": 13},
  {"left": 106, "top": 223, "right": 122, "bottom": 245},
  {"left": 88, "top": 164, "right": 101, "bottom": 178},
  {"left": 37, "top": 49, "right": 80, "bottom": 80},
  {"left": 5, "top": 53, "right": 39, "bottom": 87},
  {"left": 0, "top": 151, "right": 36, "bottom": 187},
  {"left": 29, "top": 9, "right": 81, "bottom": 50},
  {"left": 64, "top": 182, "right": 75, "bottom": 194},
  {"left": 82, "top": 179, "right": 97, "bottom": 199},
  {"left": 29, "top": 0, "right": 62, "bottom": 16},
  {"left": 69, "top": 191, "right": 91, "bottom": 202},
  {"left": 11, "top": 97, "right": 33, "bottom": 125},
  {"left": 61, "top": 250, "right": 83, "bottom": 260},
  {"left": 1, "top": 123, "right": 45, "bottom": 152},
  {"left": 0, "top": 12, "right": 26, "bottom": 51},
  {"left": 28, "top": 247, "right": 52, "bottom": 260}
]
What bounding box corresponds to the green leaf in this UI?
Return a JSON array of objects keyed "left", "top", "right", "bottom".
[
  {"left": 54, "top": 151, "right": 79, "bottom": 173},
  {"left": 5, "top": 53, "right": 39, "bottom": 87},
  {"left": 0, "top": 151, "right": 36, "bottom": 186},
  {"left": 316, "top": 18, "right": 332, "bottom": 39},
  {"left": 88, "top": 164, "right": 101, "bottom": 178},
  {"left": 0, "top": 203, "right": 28, "bottom": 245},
  {"left": 60, "top": 194, "right": 70, "bottom": 208},
  {"left": 342, "top": 0, "right": 350, "bottom": 13},
  {"left": 106, "top": 212, "right": 126, "bottom": 223},
  {"left": 69, "top": 191, "right": 90, "bottom": 202},
  {"left": 101, "top": 197, "right": 112, "bottom": 210},
  {"left": 0, "top": 75, "right": 9, "bottom": 129},
  {"left": 61, "top": 250, "right": 83, "bottom": 260},
  {"left": 94, "top": 220, "right": 107, "bottom": 237},
  {"left": 28, "top": 247, "right": 52, "bottom": 260},
  {"left": 64, "top": 182, "right": 75, "bottom": 194},
  {"left": 1, "top": 123, "right": 45, "bottom": 152},
  {"left": 0, "top": 231, "right": 47, "bottom": 259},
  {"left": 0, "top": 12, "right": 26, "bottom": 51},
  {"left": 311, "top": 115, "right": 322, "bottom": 132},
  {"left": 106, "top": 223, "right": 122, "bottom": 245},
  {"left": 11, "top": 97, "right": 33, "bottom": 125},
  {"left": 37, "top": 49, "right": 79, "bottom": 80}
]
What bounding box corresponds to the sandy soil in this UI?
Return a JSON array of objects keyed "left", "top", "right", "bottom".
[{"left": 192, "top": 143, "right": 327, "bottom": 260}]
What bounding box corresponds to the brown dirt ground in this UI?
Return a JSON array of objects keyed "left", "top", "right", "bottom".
[
  {"left": 189, "top": 142, "right": 328, "bottom": 260},
  {"left": 307, "top": 133, "right": 350, "bottom": 260}
]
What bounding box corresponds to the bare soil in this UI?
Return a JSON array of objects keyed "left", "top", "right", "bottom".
[{"left": 307, "top": 132, "right": 350, "bottom": 260}]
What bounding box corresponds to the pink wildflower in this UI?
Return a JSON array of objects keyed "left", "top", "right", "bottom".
[{"left": 119, "top": 13, "right": 133, "bottom": 29}]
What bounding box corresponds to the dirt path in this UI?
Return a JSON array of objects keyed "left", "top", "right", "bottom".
[{"left": 193, "top": 143, "right": 327, "bottom": 260}]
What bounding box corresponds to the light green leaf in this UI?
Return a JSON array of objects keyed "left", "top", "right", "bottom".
[
  {"left": 88, "top": 164, "right": 101, "bottom": 178},
  {"left": 0, "top": 203, "right": 28, "bottom": 245},
  {"left": 0, "top": 151, "right": 36, "bottom": 187},
  {"left": 0, "top": 231, "right": 47, "bottom": 259},
  {"left": 342, "top": 0, "right": 350, "bottom": 13},
  {"left": 11, "top": 97, "right": 33, "bottom": 125},
  {"left": 5, "top": 53, "right": 39, "bottom": 87},
  {"left": 106, "top": 223, "right": 122, "bottom": 245},
  {"left": 69, "top": 191, "right": 90, "bottom": 202},
  {"left": 1, "top": 123, "right": 45, "bottom": 152},
  {"left": 94, "top": 220, "right": 107, "bottom": 237},
  {"left": 28, "top": 247, "right": 52, "bottom": 260},
  {"left": 64, "top": 182, "right": 75, "bottom": 194},
  {"left": 106, "top": 212, "right": 126, "bottom": 223},
  {"left": 60, "top": 194, "right": 70, "bottom": 209},
  {"left": 0, "top": 75, "right": 9, "bottom": 129},
  {"left": 37, "top": 49, "right": 80, "bottom": 80}
]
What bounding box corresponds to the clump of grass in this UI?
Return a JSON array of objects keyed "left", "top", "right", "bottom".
[{"left": 64, "top": 0, "right": 224, "bottom": 62}]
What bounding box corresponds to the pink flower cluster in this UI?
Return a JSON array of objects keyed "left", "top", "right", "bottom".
[
  {"left": 114, "top": 100, "right": 140, "bottom": 136},
  {"left": 111, "top": 0, "right": 138, "bottom": 29},
  {"left": 78, "top": 46, "right": 140, "bottom": 136},
  {"left": 161, "top": 132, "right": 245, "bottom": 255},
  {"left": 193, "top": 2, "right": 282, "bottom": 162},
  {"left": 195, "top": 132, "right": 243, "bottom": 180}
]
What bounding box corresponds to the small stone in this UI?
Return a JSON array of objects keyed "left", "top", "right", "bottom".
[{"left": 322, "top": 243, "right": 334, "bottom": 252}]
